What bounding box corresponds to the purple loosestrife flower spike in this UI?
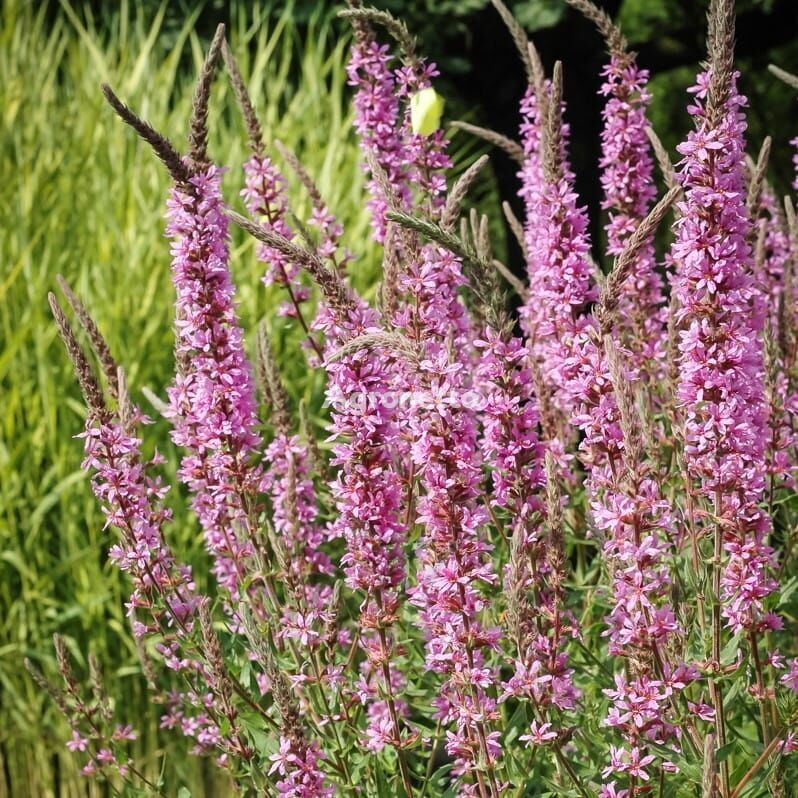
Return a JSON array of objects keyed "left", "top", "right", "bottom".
[
  {"left": 346, "top": 25, "right": 412, "bottom": 240},
  {"left": 258, "top": 330, "right": 336, "bottom": 648},
  {"left": 165, "top": 164, "right": 266, "bottom": 610},
  {"left": 241, "top": 152, "right": 312, "bottom": 319},
  {"left": 518, "top": 63, "right": 597, "bottom": 421},
  {"left": 223, "top": 44, "right": 316, "bottom": 325},
  {"left": 559, "top": 228, "right": 684, "bottom": 788},
  {"left": 670, "top": 62, "right": 775, "bottom": 636},
  {"left": 397, "top": 226, "right": 502, "bottom": 796},
  {"left": 315, "top": 293, "right": 412, "bottom": 739},
  {"left": 598, "top": 51, "right": 666, "bottom": 380}
]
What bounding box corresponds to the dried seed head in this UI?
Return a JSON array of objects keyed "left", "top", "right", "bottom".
[
  {"left": 53, "top": 634, "right": 78, "bottom": 697},
  {"left": 490, "top": 0, "right": 536, "bottom": 86},
  {"left": 198, "top": 599, "right": 231, "bottom": 701},
  {"left": 506, "top": 524, "right": 531, "bottom": 653},
  {"left": 605, "top": 336, "right": 643, "bottom": 470},
  {"left": 134, "top": 634, "right": 160, "bottom": 693},
  {"left": 323, "top": 580, "right": 344, "bottom": 646},
  {"left": 706, "top": 0, "right": 735, "bottom": 125},
  {"left": 365, "top": 147, "right": 404, "bottom": 216},
  {"left": 326, "top": 330, "right": 419, "bottom": 366},
  {"left": 451, "top": 122, "right": 524, "bottom": 166},
  {"left": 256, "top": 323, "right": 290, "bottom": 435},
  {"left": 88, "top": 653, "right": 112, "bottom": 723},
  {"left": 543, "top": 62, "right": 564, "bottom": 183},
  {"left": 754, "top": 217, "right": 767, "bottom": 274},
  {"left": 502, "top": 201, "right": 528, "bottom": 260},
  {"left": 56, "top": 275, "right": 119, "bottom": 399},
  {"left": 746, "top": 136, "right": 771, "bottom": 218},
  {"left": 339, "top": 6, "right": 417, "bottom": 64},
  {"left": 228, "top": 209, "right": 355, "bottom": 315},
  {"left": 101, "top": 84, "right": 189, "bottom": 184},
  {"left": 646, "top": 127, "right": 680, "bottom": 195},
  {"left": 379, "top": 222, "right": 401, "bottom": 320},
  {"left": 116, "top": 367, "right": 135, "bottom": 433},
  {"left": 563, "top": 0, "right": 627, "bottom": 57},
  {"left": 527, "top": 42, "right": 547, "bottom": 109},
  {"left": 442, "top": 154, "right": 490, "bottom": 234},
  {"left": 221, "top": 39, "right": 263, "bottom": 156},
  {"left": 265, "top": 520, "right": 290, "bottom": 579},
  {"left": 49, "top": 292, "right": 107, "bottom": 418},
  {"left": 274, "top": 140, "right": 325, "bottom": 213},
  {"left": 298, "top": 399, "right": 327, "bottom": 481},
  {"left": 25, "top": 658, "right": 70, "bottom": 717},
  {"left": 768, "top": 64, "right": 798, "bottom": 91},
  {"left": 493, "top": 258, "right": 527, "bottom": 301},
  {"left": 598, "top": 185, "right": 680, "bottom": 335},
  {"left": 261, "top": 642, "right": 304, "bottom": 744},
  {"left": 188, "top": 23, "right": 226, "bottom": 170}
]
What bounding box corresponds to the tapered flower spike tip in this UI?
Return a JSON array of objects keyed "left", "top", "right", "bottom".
[
  {"left": 188, "top": 22, "right": 226, "bottom": 170},
  {"left": 490, "top": 0, "right": 536, "bottom": 86},
  {"left": 747, "top": 136, "right": 771, "bottom": 215},
  {"left": 101, "top": 83, "right": 189, "bottom": 184},
  {"left": 48, "top": 292, "right": 106, "bottom": 416},
  {"left": 598, "top": 184, "right": 680, "bottom": 334},
  {"left": 256, "top": 322, "right": 290, "bottom": 435},
  {"left": 338, "top": 6, "right": 417, "bottom": 63},
  {"left": 706, "top": 0, "right": 735, "bottom": 122},
  {"left": 56, "top": 274, "right": 119, "bottom": 399},
  {"left": 563, "top": 0, "right": 627, "bottom": 57},
  {"left": 221, "top": 38, "right": 263, "bottom": 156},
  {"left": 527, "top": 41, "right": 547, "bottom": 102},
  {"left": 543, "top": 61, "right": 564, "bottom": 182},
  {"left": 274, "top": 140, "right": 325, "bottom": 211}
]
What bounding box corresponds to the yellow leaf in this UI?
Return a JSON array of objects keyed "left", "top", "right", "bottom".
[{"left": 410, "top": 87, "right": 445, "bottom": 136}]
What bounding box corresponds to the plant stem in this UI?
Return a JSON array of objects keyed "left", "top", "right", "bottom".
[{"left": 710, "top": 486, "right": 730, "bottom": 798}]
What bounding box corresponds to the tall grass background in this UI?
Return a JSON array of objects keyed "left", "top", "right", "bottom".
[
  {"left": 0, "top": 1, "right": 368, "bottom": 793},
  {"left": 0, "top": 1, "right": 497, "bottom": 794}
]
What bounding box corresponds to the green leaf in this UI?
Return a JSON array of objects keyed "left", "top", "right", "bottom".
[
  {"left": 715, "top": 742, "right": 736, "bottom": 763},
  {"left": 514, "top": 0, "right": 566, "bottom": 31}
]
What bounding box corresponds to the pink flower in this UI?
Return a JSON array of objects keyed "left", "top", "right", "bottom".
[
  {"left": 269, "top": 736, "right": 332, "bottom": 797},
  {"left": 688, "top": 701, "right": 716, "bottom": 722},
  {"left": 598, "top": 55, "right": 665, "bottom": 380},
  {"left": 517, "top": 83, "right": 596, "bottom": 417},
  {"left": 67, "top": 730, "right": 89, "bottom": 752},
  {"left": 780, "top": 659, "right": 798, "bottom": 692},
  {"left": 670, "top": 69, "right": 775, "bottom": 633},
  {"left": 112, "top": 724, "right": 138, "bottom": 742},
  {"left": 346, "top": 38, "right": 411, "bottom": 240},
  {"left": 520, "top": 720, "right": 558, "bottom": 746},
  {"left": 165, "top": 164, "right": 264, "bottom": 606}
]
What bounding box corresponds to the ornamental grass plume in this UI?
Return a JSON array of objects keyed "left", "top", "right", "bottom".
[{"left": 42, "top": 2, "right": 798, "bottom": 797}]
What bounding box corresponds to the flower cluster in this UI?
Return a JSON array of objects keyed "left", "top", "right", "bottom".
[
  {"left": 166, "top": 165, "right": 265, "bottom": 607},
  {"left": 671, "top": 70, "right": 777, "bottom": 634},
  {"left": 347, "top": 35, "right": 411, "bottom": 240},
  {"left": 47, "top": 4, "right": 798, "bottom": 797},
  {"left": 598, "top": 55, "right": 665, "bottom": 378},
  {"left": 242, "top": 154, "right": 309, "bottom": 317}
]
